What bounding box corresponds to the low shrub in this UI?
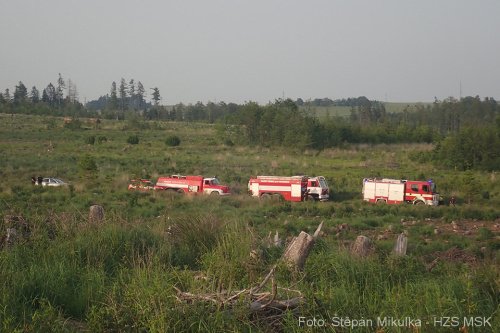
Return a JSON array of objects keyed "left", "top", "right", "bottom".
[
  {"left": 477, "top": 227, "right": 493, "bottom": 240},
  {"left": 127, "top": 135, "right": 139, "bottom": 145},
  {"left": 85, "top": 135, "right": 95, "bottom": 145},
  {"left": 165, "top": 135, "right": 181, "bottom": 147},
  {"left": 78, "top": 155, "right": 98, "bottom": 172}
]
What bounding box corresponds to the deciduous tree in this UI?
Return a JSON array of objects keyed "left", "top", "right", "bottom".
[{"left": 67, "top": 79, "right": 78, "bottom": 103}]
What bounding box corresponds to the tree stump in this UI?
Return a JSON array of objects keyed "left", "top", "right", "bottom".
[
  {"left": 283, "top": 222, "right": 323, "bottom": 270},
  {"left": 273, "top": 230, "right": 282, "bottom": 247},
  {"left": 5, "top": 228, "right": 17, "bottom": 246},
  {"left": 4, "top": 215, "right": 30, "bottom": 237},
  {"left": 89, "top": 205, "right": 105, "bottom": 223},
  {"left": 351, "top": 235, "right": 374, "bottom": 257},
  {"left": 393, "top": 232, "right": 408, "bottom": 256}
]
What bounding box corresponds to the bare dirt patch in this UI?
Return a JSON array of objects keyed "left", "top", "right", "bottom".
[
  {"left": 431, "top": 246, "right": 478, "bottom": 265},
  {"left": 433, "top": 219, "right": 500, "bottom": 237}
]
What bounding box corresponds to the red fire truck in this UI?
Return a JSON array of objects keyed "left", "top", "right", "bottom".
[
  {"left": 248, "top": 176, "right": 308, "bottom": 202},
  {"left": 154, "top": 175, "right": 231, "bottom": 195},
  {"left": 362, "top": 178, "right": 439, "bottom": 206}
]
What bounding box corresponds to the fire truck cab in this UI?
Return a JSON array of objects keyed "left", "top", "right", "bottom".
[
  {"left": 362, "top": 178, "right": 439, "bottom": 206},
  {"left": 305, "top": 176, "right": 330, "bottom": 201}
]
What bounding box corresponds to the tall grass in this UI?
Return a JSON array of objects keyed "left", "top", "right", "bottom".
[
  {"left": 0, "top": 209, "right": 497, "bottom": 332},
  {"left": 0, "top": 114, "right": 498, "bottom": 332}
]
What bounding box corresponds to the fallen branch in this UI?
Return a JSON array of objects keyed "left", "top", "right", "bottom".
[
  {"left": 174, "top": 264, "right": 304, "bottom": 324},
  {"left": 251, "top": 264, "right": 276, "bottom": 294},
  {"left": 175, "top": 266, "right": 302, "bottom": 307},
  {"left": 173, "top": 223, "right": 323, "bottom": 327}
]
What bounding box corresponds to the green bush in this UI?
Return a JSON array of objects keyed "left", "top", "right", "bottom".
[
  {"left": 78, "top": 155, "right": 98, "bottom": 172},
  {"left": 477, "top": 227, "right": 493, "bottom": 240},
  {"left": 165, "top": 135, "right": 181, "bottom": 146},
  {"left": 127, "top": 135, "right": 139, "bottom": 145},
  {"left": 85, "top": 135, "right": 95, "bottom": 145}
]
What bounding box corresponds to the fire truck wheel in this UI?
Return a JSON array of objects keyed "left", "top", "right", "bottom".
[
  {"left": 261, "top": 193, "right": 271, "bottom": 200},
  {"left": 414, "top": 200, "right": 425, "bottom": 205},
  {"left": 272, "top": 194, "right": 284, "bottom": 201},
  {"left": 307, "top": 194, "right": 317, "bottom": 201},
  {"left": 376, "top": 199, "right": 386, "bottom": 204},
  {"left": 210, "top": 191, "right": 219, "bottom": 196},
  {"left": 176, "top": 189, "right": 184, "bottom": 194},
  {"left": 163, "top": 189, "right": 177, "bottom": 197}
]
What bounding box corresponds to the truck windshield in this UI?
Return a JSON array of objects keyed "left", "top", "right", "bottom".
[
  {"left": 430, "top": 183, "right": 436, "bottom": 193},
  {"left": 318, "top": 178, "right": 328, "bottom": 188},
  {"left": 210, "top": 178, "right": 220, "bottom": 185}
]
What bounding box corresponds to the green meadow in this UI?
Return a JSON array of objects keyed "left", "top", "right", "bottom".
[{"left": 0, "top": 114, "right": 498, "bottom": 332}]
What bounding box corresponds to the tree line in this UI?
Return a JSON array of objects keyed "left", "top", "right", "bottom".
[
  {"left": 136, "top": 96, "right": 500, "bottom": 170},
  {"left": 295, "top": 96, "right": 376, "bottom": 108},
  {"left": 0, "top": 74, "right": 87, "bottom": 117},
  {"left": 1, "top": 77, "right": 499, "bottom": 170},
  {"left": 0, "top": 76, "right": 161, "bottom": 119},
  {"left": 220, "top": 97, "right": 500, "bottom": 170},
  {"left": 85, "top": 79, "right": 160, "bottom": 120}
]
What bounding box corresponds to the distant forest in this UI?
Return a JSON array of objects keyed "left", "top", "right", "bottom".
[{"left": 1, "top": 76, "right": 499, "bottom": 171}]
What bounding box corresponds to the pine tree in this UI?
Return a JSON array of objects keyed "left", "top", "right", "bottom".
[
  {"left": 43, "top": 83, "right": 56, "bottom": 107},
  {"left": 13, "top": 81, "right": 28, "bottom": 105},
  {"left": 4, "top": 89, "right": 11, "bottom": 103},
  {"left": 56, "top": 73, "right": 65, "bottom": 108},
  {"left": 462, "top": 170, "right": 481, "bottom": 204},
  {"left": 109, "top": 81, "right": 118, "bottom": 110},
  {"left": 136, "top": 81, "right": 145, "bottom": 110},
  {"left": 119, "top": 78, "right": 127, "bottom": 111},
  {"left": 128, "top": 79, "right": 135, "bottom": 109},
  {"left": 42, "top": 89, "right": 49, "bottom": 104},
  {"left": 151, "top": 87, "right": 161, "bottom": 106},
  {"left": 30, "top": 86, "right": 40, "bottom": 103}
]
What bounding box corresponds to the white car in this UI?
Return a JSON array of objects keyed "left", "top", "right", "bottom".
[{"left": 41, "top": 178, "right": 67, "bottom": 187}]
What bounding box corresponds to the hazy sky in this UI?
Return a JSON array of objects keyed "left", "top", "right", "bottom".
[{"left": 1, "top": 0, "right": 499, "bottom": 105}]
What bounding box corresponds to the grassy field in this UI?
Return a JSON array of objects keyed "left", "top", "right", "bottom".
[{"left": 0, "top": 114, "right": 498, "bottom": 332}]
